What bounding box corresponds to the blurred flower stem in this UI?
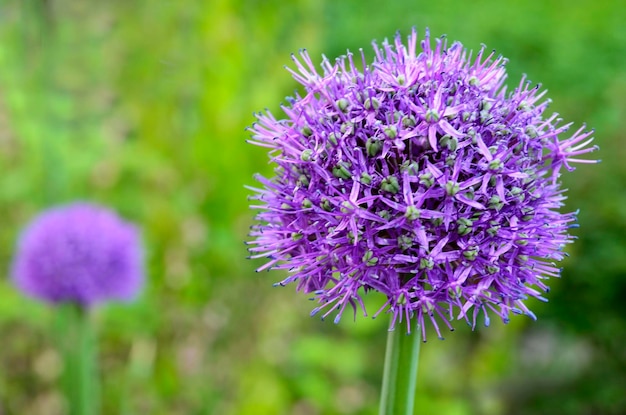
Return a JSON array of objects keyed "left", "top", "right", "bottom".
[
  {"left": 57, "top": 304, "right": 100, "bottom": 415},
  {"left": 379, "top": 319, "right": 421, "bottom": 415}
]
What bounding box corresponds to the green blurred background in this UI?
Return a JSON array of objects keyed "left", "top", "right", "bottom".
[{"left": 0, "top": 0, "right": 624, "bottom": 414}]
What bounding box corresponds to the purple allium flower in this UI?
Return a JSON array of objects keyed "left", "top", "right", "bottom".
[
  {"left": 247, "top": 29, "right": 598, "bottom": 340},
  {"left": 11, "top": 203, "right": 144, "bottom": 307}
]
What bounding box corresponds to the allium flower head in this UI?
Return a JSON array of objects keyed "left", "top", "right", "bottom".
[
  {"left": 247, "top": 29, "right": 597, "bottom": 339},
  {"left": 12, "top": 203, "right": 144, "bottom": 307}
]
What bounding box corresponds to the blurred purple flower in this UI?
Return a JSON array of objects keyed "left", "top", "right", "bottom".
[
  {"left": 12, "top": 203, "right": 144, "bottom": 307},
  {"left": 247, "top": 29, "right": 598, "bottom": 340}
]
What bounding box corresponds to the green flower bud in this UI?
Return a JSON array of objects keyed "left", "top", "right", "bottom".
[
  {"left": 457, "top": 217, "right": 473, "bottom": 236},
  {"left": 516, "top": 100, "right": 530, "bottom": 111},
  {"left": 488, "top": 159, "right": 503, "bottom": 171},
  {"left": 439, "top": 134, "right": 451, "bottom": 147},
  {"left": 463, "top": 246, "right": 479, "bottom": 261},
  {"left": 445, "top": 180, "right": 460, "bottom": 196},
  {"left": 419, "top": 172, "right": 434, "bottom": 188},
  {"left": 486, "top": 265, "right": 500, "bottom": 274},
  {"left": 340, "top": 121, "right": 353, "bottom": 134},
  {"left": 447, "top": 137, "right": 458, "bottom": 151},
  {"left": 525, "top": 126, "right": 538, "bottom": 138},
  {"left": 360, "top": 172, "right": 372, "bottom": 185},
  {"left": 448, "top": 285, "right": 463, "bottom": 299},
  {"left": 487, "top": 220, "right": 500, "bottom": 236},
  {"left": 340, "top": 201, "right": 352, "bottom": 213},
  {"left": 301, "top": 126, "right": 313, "bottom": 137},
  {"left": 521, "top": 206, "right": 534, "bottom": 222},
  {"left": 328, "top": 132, "right": 338, "bottom": 145},
  {"left": 397, "top": 293, "right": 407, "bottom": 305},
  {"left": 431, "top": 217, "right": 443, "bottom": 226},
  {"left": 362, "top": 250, "right": 379, "bottom": 266},
  {"left": 419, "top": 257, "right": 434, "bottom": 270},
  {"left": 377, "top": 210, "right": 391, "bottom": 220},
  {"left": 347, "top": 230, "right": 357, "bottom": 244},
  {"left": 401, "top": 161, "right": 420, "bottom": 175},
  {"left": 332, "top": 162, "right": 352, "bottom": 179},
  {"left": 493, "top": 123, "right": 510, "bottom": 136},
  {"left": 320, "top": 198, "right": 332, "bottom": 212},
  {"left": 297, "top": 174, "right": 310, "bottom": 187},
  {"left": 446, "top": 154, "right": 456, "bottom": 167},
  {"left": 422, "top": 301, "right": 435, "bottom": 315},
  {"left": 380, "top": 176, "right": 400, "bottom": 194},
  {"left": 300, "top": 149, "right": 314, "bottom": 162},
  {"left": 405, "top": 206, "right": 421, "bottom": 221},
  {"left": 425, "top": 108, "right": 440, "bottom": 123},
  {"left": 515, "top": 233, "right": 529, "bottom": 246},
  {"left": 366, "top": 138, "right": 383, "bottom": 157},
  {"left": 402, "top": 114, "right": 417, "bottom": 128},
  {"left": 364, "top": 97, "right": 381, "bottom": 110},
  {"left": 384, "top": 125, "right": 398, "bottom": 139},
  {"left": 398, "top": 234, "right": 413, "bottom": 251},
  {"left": 480, "top": 110, "right": 491, "bottom": 124},
  {"left": 488, "top": 195, "right": 503, "bottom": 210},
  {"left": 511, "top": 186, "right": 525, "bottom": 202},
  {"left": 336, "top": 98, "right": 349, "bottom": 112}
]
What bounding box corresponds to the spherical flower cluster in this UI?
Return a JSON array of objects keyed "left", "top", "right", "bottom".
[
  {"left": 12, "top": 203, "right": 144, "bottom": 307},
  {"left": 247, "top": 29, "right": 597, "bottom": 339}
]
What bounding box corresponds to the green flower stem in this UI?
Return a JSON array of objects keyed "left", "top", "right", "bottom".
[
  {"left": 58, "top": 304, "right": 100, "bottom": 415},
  {"left": 378, "top": 318, "right": 421, "bottom": 415}
]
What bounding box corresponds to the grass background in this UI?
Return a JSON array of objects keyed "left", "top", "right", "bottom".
[{"left": 0, "top": 0, "right": 624, "bottom": 414}]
